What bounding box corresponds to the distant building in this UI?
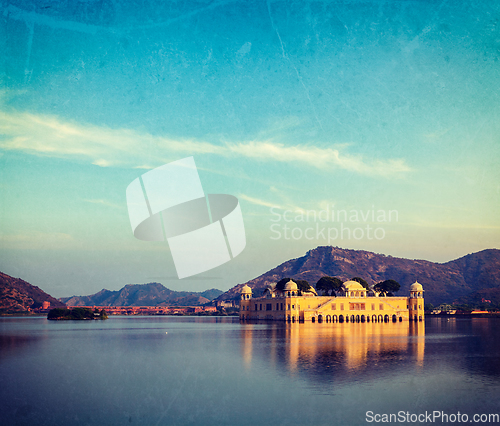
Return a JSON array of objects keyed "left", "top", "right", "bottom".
[
  {"left": 240, "top": 280, "right": 425, "bottom": 323},
  {"left": 42, "top": 301, "right": 50, "bottom": 310},
  {"left": 216, "top": 300, "right": 237, "bottom": 309},
  {"left": 69, "top": 305, "right": 219, "bottom": 315}
]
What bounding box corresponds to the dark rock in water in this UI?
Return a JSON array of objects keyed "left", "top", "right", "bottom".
[{"left": 47, "top": 307, "right": 108, "bottom": 320}]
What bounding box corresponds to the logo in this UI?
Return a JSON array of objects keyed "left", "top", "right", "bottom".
[{"left": 126, "top": 157, "right": 246, "bottom": 279}]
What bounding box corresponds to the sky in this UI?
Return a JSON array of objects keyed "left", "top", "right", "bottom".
[{"left": 0, "top": 0, "right": 499, "bottom": 298}]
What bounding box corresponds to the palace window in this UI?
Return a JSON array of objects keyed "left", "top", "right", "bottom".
[
  {"left": 259, "top": 304, "right": 262, "bottom": 311},
  {"left": 332, "top": 304, "right": 336, "bottom": 310},
  {"left": 340, "top": 304, "right": 344, "bottom": 311},
  {"left": 349, "top": 303, "right": 366, "bottom": 311},
  {"left": 371, "top": 304, "right": 375, "bottom": 311},
  {"left": 266, "top": 304, "right": 272, "bottom": 311},
  {"left": 379, "top": 304, "right": 384, "bottom": 310}
]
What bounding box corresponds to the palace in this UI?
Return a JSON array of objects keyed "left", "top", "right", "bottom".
[{"left": 239, "top": 280, "right": 424, "bottom": 323}]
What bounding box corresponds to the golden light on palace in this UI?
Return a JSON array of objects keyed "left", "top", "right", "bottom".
[{"left": 239, "top": 280, "right": 425, "bottom": 323}]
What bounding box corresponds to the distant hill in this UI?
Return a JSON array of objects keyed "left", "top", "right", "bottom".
[
  {"left": 60, "top": 283, "right": 223, "bottom": 307},
  {"left": 0, "top": 271, "right": 65, "bottom": 314},
  {"left": 216, "top": 246, "right": 500, "bottom": 306},
  {"left": 454, "top": 288, "right": 500, "bottom": 306}
]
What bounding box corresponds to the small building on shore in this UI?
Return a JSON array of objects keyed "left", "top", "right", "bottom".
[{"left": 239, "top": 280, "right": 424, "bottom": 323}]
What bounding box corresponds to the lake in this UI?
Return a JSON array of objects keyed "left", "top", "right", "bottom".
[{"left": 1, "top": 316, "right": 499, "bottom": 425}]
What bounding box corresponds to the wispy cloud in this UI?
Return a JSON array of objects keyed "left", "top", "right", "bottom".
[
  {"left": 83, "top": 199, "right": 123, "bottom": 209},
  {"left": 239, "top": 193, "right": 309, "bottom": 214},
  {"left": 227, "top": 141, "right": 410, "bottom": 176},
  {"left": 3, "top": 2, "right": 239, "bottom": 34},
  {"left": 0, "top": 231, "right": 74, "bottom": 249},
  {"left": 407, "top": 220, "right": 500, "bottom": 230},
  {"left": 424, "top": 128, "right": 450, "bottom": 140},
  {"left": 239, "top": 194, "right": 283, "bottom": 209},
  {"left": 0, "top": 110, "right": 410, "bottom": 177},
  {"left": 4, "top": 4, "right": 106, "bottom": 35}
]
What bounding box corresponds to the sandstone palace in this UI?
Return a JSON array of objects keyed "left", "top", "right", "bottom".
[{"left": 239, "top": 280, "right": 425, "bottom": 323}]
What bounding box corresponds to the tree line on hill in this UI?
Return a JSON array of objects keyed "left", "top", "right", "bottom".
[
  {"left": 274, "top": 276, "right": 401, "bottom": 297},
  {"left": 217, "top": 247, "right": 500, "bottom": 306},
  {"left": 263, "top": 277, "right": 499, "bottom": 312}
]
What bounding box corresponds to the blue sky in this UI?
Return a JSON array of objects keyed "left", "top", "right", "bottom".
[{"left": 1, "top": 0, "right": 499, "bottom": 297}]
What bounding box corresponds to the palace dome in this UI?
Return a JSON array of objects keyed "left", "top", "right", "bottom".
[
  {"left": 343, "top": 281, "right": 365, "bottom": 291},
  {"left": 284, "top": 280, "right": 298, "bottom": 291},
  {"left": 410, "top": 281, "right": 424, "bottom": 292},
  {"left": 241, "top": 285, "right": 252, "bottom": 294}
]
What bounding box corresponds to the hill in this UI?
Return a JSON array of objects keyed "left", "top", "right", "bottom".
[
  {"left": 453, "top": 288, "right": 500, "bottom": 306},
  {"left": 216, "top": 246, "right": 500, "bottom": 306},
  {"left": 60, "top": 283, "right": 223, "bottom": 307},
  {"left": 0, "top": 271, "right": 66, "bottom": 314}
]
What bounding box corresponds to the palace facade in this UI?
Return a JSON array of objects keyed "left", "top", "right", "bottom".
[{"left": 239, "top": 280, "right": 425, "bottom": 323}]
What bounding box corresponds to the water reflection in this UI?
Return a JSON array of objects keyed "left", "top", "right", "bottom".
[
  {"left": 0, "top": 316, "right": 499, "bottom": 425},
  {"left": 0, "top": 334, "right": 41, "bottom": 358},
  {"left": 241, "top": 321, "right": 425, "bottom": 380}
]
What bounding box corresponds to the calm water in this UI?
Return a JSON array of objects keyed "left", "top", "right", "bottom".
[{"left": 0, "top": 316, "right": 499, "bottom": 425}]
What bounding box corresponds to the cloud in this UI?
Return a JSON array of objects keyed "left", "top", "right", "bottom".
[
  {"left": 424, "top": 128, "right": 450, "bottom": 140},
  {"left": 83, "top": 199, "right": 123, "bottom": 209},
  {"left": 239, "top": 193, "right": 308, "bottom": 214},
  {"left": 227, "top": 141, "right": 410, "bottom": 176},
  {"left": 407, "top": 220, "right": 500, "bottom": 230},
  {"left": 4, "top": 2, "right": 240, "bottom": 35},
  {"left": 0, "top": 232, "right": 74, "bottom": 249},
  {"left": 239, "top": 194, "right": 283, "bottom": 209},
  {"left": 4, "top": 4, "right": 105, "bottom": 35},
  {"left": 0, "top": 110, "right": 186, "bottom": 167},
  {"left": 0, "top": 110, "right": 410, "bottom": 177}
]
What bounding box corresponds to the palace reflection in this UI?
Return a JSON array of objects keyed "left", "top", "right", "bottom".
[{"left": 240, "top": 321, "right": 425, "bottom": 379}]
